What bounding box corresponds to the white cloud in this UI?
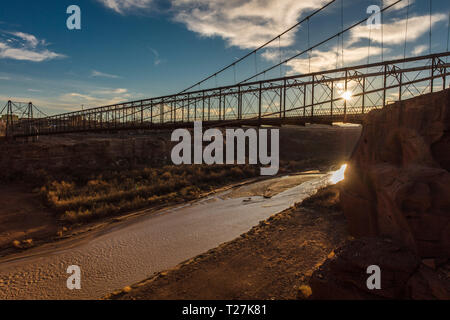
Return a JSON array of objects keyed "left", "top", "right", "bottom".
[
  {"left": 59, "top": 90, "right": 132, "bottom": 109},
  {"left": 0, "top": 47, "right": 63, "bottom": 62},
  {"left": 348, "top": 14, "right": 446, "bottom": 46},
  {"left": 97, "top": 0, "right": 154, "bottom": 14},
  {"left": 171, "top": 0, "right": 329, "bottom": 49},
  {"left": 93, "top": 88, "right": 129, "bottom": 95},
  {"left": 275, "top": 46, "right": 385, "bottom": 75},
  {"left": 383, "top": 0, "right": 414, "bottom": 10},
  {"left": 8, "top": 32, "right": 39, "bottom": 48},
  {"left": 411, "top": 44, "right": 428, "bottom": 56},
  {"left": 0, "top": 31, "right": 64, "bottom": 62},
  {"left": 261, "top": 12, "right": 446, "bottom": 76},
  {"left": 91, "top": 70, "right": 121, "bottom": 79},
  {"left": 59, "top": 87, "right": 132, "bottom": 108}
]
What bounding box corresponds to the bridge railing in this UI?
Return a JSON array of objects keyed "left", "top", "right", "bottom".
[{"left": 10, "top": 52, "right": 450, "bottom": 137}]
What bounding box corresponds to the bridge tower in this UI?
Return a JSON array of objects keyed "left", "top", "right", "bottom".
[
  {"left": 27, "top": 102, "right": 34, "bottom": 120},
  {"left": 5, "top": 100, "right": 14, "bottom": 138}
]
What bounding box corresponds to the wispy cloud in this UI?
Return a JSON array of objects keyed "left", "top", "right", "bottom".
[
  {"left": 91, "top": 70, "right": 121, "bottom": 79},
  {"left": 383, "top": 0, "right": 414, "bottom": 10},
  {"left": 92, "top": 88, "right": 129, "bottom": 95},
  {"left": 59, "top": 88, "right": 132, "bottom": 109},
  {"left": 411, "top": 44, "right": 428, "bottom": 56},
  {"left": 262, "top": 12, "right": 444, "bottom": 75},
  {"left": 97, "top": 0, "right": 154, "bottom": 14},
  {"left": 0, "top": 31, "right": 65, "bottom": 62},
  {"left": 171, "top": 0, "right": 329, "bottom": 50},
  {"left": 149, "top": 47, "right": 163, "bottom": 65},
  {"left": 348, "top": 13, "right": 446, "bottom": 46},
  {"left": 283, "top": 46, "right": 385, "bottom": 75}
]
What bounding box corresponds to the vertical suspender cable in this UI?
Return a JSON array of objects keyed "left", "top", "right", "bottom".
[
  {"left": 403, "top": 0, "right": 409, "bottom": 61},
  {"left": 336, "top": 36, "right": 339, "bottom": 69},
  {"left": 279, "top": 36, "right": 282, "bottom": 77},
  {"left": 429, "top": 0, "right": 432, "bottom": 55},
  {"left": 341, "top": 0, "right": 344, "bottom": 67},
  {"left": 447, "top": 12, "right": 450, "bottom": 63},
  {"left": 381, "top": 0, "right": 384, "bottom": 62},
  {"left": 308, "top": 18, "right": 311, "bottom": 73},
  {"left": 367, "top": 20, "right": 372, "bottom": 65},
  {"left": 254, "top": 52, "right": 258, "bottom": 80}
]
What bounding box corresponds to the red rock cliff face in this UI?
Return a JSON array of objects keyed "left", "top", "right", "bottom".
[
  {"left": 311, "top": 89, "right": 450, "bottom": 300},
  {"left": 341, "top": 89, "right": 450, "bottom": 259}
]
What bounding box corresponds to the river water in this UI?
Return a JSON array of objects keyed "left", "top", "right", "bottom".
[{"left": 0, "top": 171, "right": 336, "bottom": 300}]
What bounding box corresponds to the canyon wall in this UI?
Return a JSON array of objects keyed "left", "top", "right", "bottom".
[
  {"left": 311, "top": 89, "right": 450, "bottom": 299},
  {"left": 0, "top": 126, "right": 361, "bottom": 182}
]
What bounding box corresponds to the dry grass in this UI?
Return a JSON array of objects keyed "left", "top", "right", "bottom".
[
  {"left": 40, "top": 165, "right": 262, "bottom": 224},
  {"left": 300, "top": 184, "right": 341, "bottom": 210}
]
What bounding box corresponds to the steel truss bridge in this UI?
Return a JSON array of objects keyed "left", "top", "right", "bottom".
[{"left": 3, "top": 52, "right": 449, "bottom": 138}]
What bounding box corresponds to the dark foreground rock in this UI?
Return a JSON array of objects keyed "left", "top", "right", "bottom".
[
  {"left": 312, "top": 89, "right": 450, "bottom": 299},
  {"left": 311, "top": 238, "right": 420, "bottom": 299}
]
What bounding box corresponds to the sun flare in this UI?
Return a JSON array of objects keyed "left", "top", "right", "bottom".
[
  {"left": 330, "top": 164, "right": 348, "bottom": 184},
  {"left": 341, "top": 91, "right": 353, "bottom": 101}
]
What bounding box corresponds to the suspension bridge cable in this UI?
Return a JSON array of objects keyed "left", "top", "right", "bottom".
[
  {"left": 31, "top": 104, "right": 49, "bottom": 117},
  {"left": 177, "top": 0, "right": 338, "bottom": 93},
  {"left": 238, "top": 0, "right": 404, "bottom": 84},
  {"left": 0, "top": 103, "right": 7, "bottom": 115}
]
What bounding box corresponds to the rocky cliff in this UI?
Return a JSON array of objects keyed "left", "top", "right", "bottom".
[{"left": 311, "top": 89, "right": 450, "bottom": 299}]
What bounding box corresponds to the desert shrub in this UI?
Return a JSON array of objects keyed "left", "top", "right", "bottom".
[{"left": 42, "top": 164, "right": 265, "bottom": 224}]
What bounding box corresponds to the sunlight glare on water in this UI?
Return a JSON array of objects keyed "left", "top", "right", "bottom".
[{"left": 330, "top": 164, "right": 347, "bottom": 184}]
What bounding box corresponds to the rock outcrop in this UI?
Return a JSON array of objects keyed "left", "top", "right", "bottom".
[
  {"left": 311, "top": 89, "right": 450, "bottom": 299},
  {"left": 341, "top": 89, "right": 450, "bottom": 259}
]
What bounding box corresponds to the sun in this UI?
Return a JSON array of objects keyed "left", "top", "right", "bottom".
[{"left": 341, "top": 91, "right": 353, "bottom": 101}]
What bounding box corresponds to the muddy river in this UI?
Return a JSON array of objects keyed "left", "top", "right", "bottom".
[{"left": 0, "top": 171, "right": 338, "bottom": 300}]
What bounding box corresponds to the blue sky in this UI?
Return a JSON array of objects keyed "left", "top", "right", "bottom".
[{"left": 0, "top": 0, "right": 448, "bottom": 115}]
